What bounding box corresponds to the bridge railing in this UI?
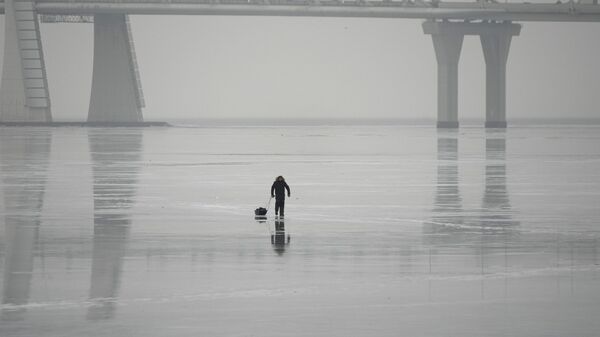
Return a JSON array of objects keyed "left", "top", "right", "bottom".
[
  {"left": 32, "top": 0, "right": 411, "bottom": 4},
  {"left": 32, "top": 0, "right": 436, "bottom": 9},
  {"left": 31, "top": 0, "right": 599, "bottom": 6},
  {"left": 2, "top": 0, "right": 599, "bottom": 20},
  {"left": 2, "top": 0, "right": 599, "bottom": 8}
]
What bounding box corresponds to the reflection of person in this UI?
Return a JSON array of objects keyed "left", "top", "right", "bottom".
[
  {"left": 270, "top": 176, "right": 291, "bottom": 217},
  {"left": 271, "top": 219, "right": 290, "bottom": 255}
]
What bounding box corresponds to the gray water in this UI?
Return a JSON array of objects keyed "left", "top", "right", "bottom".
[{"left": 0, "top": 123, "right": 599, "bottom": 337}]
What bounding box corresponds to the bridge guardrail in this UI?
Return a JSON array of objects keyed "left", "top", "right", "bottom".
[
  {"left": 1, "top": 0, "right": 600, "bottom": 21},
  {"left": 28, "top": 0, "right": 599, "bottom": 4}
]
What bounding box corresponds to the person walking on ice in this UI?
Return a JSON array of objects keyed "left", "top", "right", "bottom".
[{"left": 271, "top": 176, "right": 291, "bottom": 218}]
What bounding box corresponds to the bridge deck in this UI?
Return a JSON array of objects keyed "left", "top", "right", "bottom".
[{"left": 0, "top": 0, "right": 599, "bottom": 22}]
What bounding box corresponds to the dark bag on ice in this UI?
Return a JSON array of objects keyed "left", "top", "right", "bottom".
[{"left": 255, "top": 207, "right": 267, "bottom": 216}]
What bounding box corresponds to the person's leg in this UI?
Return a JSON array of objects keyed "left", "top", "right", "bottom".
[
  {"left": 275, "top": 200, "right": 281, "bottom": 216},
  {"left": 280, "top": 200, "right": 285, "bottom": 217}
]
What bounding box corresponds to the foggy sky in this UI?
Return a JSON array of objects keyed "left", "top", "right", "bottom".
[{"left": 0, "top": 15, "right": 599, "bottom": 121}]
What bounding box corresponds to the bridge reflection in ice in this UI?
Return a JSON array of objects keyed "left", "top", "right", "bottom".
[
  {"left": 424, "top": 129, "right": 522, "bottom": 300},
  {"left": 426, "top": 129, "right": 518, "bottom": 236},
  {"left": 0, "top": 129, "right": 51, "bottom": 321},
  {"left": 480, "top": 130, "right": 519, "bottom": 230},
  {"left": 87, "top": 130, "right": 143, "bottom": 320},
  {"left": 429, "top": 129, "right": 463, "bottom": 228}
]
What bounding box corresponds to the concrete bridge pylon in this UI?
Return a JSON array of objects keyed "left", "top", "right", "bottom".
[
  {"left": 424, "top": 22, "right": 464, "bottom": 129},
  {"left": 424, "top": 20, "right": 521, "bottom": 128},
  {"left": 88, "top": 14, "right": 145, "bottom": 123},
  {"left": 481, "top": 24, "right": 521, "bottom": 128},
  {"left": 0, "top": 0, "right": 52, "bottom": 123}
]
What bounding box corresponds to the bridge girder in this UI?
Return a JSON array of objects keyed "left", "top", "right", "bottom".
[{"left": 1, "top": 2, "right": 600, "bottom": 22}]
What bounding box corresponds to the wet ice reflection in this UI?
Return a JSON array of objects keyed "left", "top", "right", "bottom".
[
  {"left": 0, "top": 129, "right": 51, "bottom": 321},
  {"left": 256, "top": 215, "right": 291, "bottom": 255},
  {"left": 0, "top": 126, "right": 598, "bottom": 336},
  {"left": 87, "top": 130, "right": 142, "bottom": 320},
  {"left": 426, "top": 129, "right": 518, "bottom": 240},
  {"left": 271, "top": 218, "right": 290, "bottom": 255},
  {"left": 480, "top": 130, "right": 518, "bottom": 230},
  {"left": 430, "top": 129, "right": 463, "bottom": 227}
]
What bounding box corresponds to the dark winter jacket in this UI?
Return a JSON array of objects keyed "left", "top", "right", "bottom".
[{"left": 271, "top": 181, "right": 290, "bottom": 200}]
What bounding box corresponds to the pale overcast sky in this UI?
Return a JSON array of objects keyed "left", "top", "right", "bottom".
[{"left": 1, "top": 16, "right": 599, "bottom": 121}]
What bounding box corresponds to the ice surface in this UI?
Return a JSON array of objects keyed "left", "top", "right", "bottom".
[{"left": 0, "top": 124, "right": 599, "bottom": 336}]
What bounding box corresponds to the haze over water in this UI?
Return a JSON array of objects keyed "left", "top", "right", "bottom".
[{"left": 0, "top": 121, "right": 599, "bottom": 336}]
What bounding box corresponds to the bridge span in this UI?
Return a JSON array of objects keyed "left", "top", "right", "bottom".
[{"left": 1, "top": 0, "right": 599, "bottom": 127}]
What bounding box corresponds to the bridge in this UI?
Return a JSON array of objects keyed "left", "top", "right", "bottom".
[{"left": 1, "top": 0, "right": 599, "bottom": 127}]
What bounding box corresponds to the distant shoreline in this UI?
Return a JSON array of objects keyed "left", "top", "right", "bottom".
[
  {"left": 3, "top": 118, "right": 599, "bottom": 128},
  {"left": 164, "top": 118, "right": 600, "bottom": 127},
  {"left": 0, "top": 121, "right": 170, "bottom": 127}
]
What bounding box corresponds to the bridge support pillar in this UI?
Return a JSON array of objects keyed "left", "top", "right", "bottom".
[
  {"left": 424, "top": 21, "right": 520, "bottom": 128},
  {"left": 88, "top": 14, "right": 145, "bottom": 123},
  {"left": 480, "top": 23, "right": 521, "bottom": 128},
  {"left": 0, "top": 0, "right": 52, "bottom": 123},
  {"left": 423, "top": 21, "right": 464, "bottom": 128}
]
